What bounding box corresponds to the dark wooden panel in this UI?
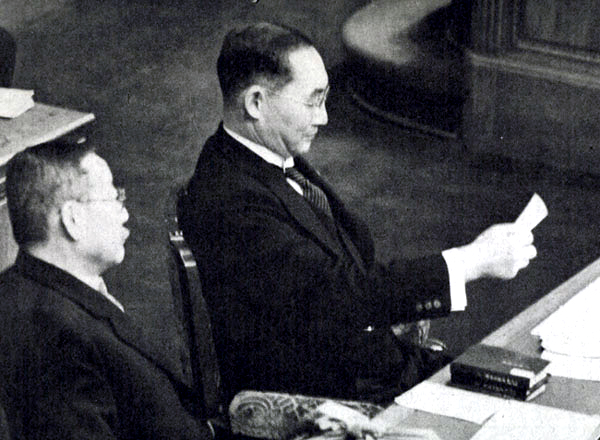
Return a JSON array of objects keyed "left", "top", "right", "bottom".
[
  {"left": 464, "top": 51, "right": 600, "bottom": 173},
  {"left": 519, "top": 0, "right": 600, "bottom": 54},
  {"left": 472, "top": 0, "right": 600, "bottom": 61}
]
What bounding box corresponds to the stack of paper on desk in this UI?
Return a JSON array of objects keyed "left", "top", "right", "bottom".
[
  {"left": 395, "top": 382, "right": 600, "bottom": 439},
  {"left": 531, "top": 276, "right": 600, "bottom": 380},
  {"left": 469, "top": 402, "right": 600, "bottom": 440},
  {"left": 532, "top": 276, "right": 600, "bottom": 357}
]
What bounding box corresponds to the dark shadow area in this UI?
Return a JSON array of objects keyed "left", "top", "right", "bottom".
[{"left": 346, "top": 62, "right": 464, "bottom": 136}]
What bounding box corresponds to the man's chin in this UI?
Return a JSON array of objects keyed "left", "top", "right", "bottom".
[
  {"left": 109, "top": 246, "right": 126, "bottom": 267},
  {"left": 291, "top": 140, "right": 312, "bottom": 156}
]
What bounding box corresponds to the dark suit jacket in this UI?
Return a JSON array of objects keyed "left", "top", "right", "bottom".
[
  {"left": 0, "top": 252, "right": 212, "bottom": 440},
  {"left": 179, "top": 124, "right": 453, "bottom": 402}
]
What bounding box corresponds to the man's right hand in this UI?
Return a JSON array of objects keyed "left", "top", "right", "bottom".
[{"left": 455, "top": 223, "right": 537, "bottom": 282}]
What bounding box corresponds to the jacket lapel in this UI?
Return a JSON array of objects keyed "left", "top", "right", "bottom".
[
  {"left": 219, "top": 130, "right": 346, "bottom": 256},
  {"left": 103, "top": 310, "right": 189, "bottom": 386},
  {"left": 15, "top": 253, "right": 190, "bottom": 387},
  {"left": 295, "top": 157, "right": 368, "bottom": 275}
]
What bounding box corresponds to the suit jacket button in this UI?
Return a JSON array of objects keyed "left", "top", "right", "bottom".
[
  {"left": 433, "top": 299, "right": 442, "bottom": 309},
  {"left": 416, "top": 303, "right": 423, "bottom": 312},
  {"left": 425, "top": 301, "right": 432, "bottom": 310}
]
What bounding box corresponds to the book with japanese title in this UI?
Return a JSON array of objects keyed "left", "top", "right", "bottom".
[{"left": 450, "top": 344, "right": 550, "bottom": 401}]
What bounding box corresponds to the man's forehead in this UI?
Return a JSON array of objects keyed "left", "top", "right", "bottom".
[
  {"left": 286, "top": 46, "right": 328, "bottom": 92},
  {"left": 80, "top": 153, "right": 113, "bottom": 189}
]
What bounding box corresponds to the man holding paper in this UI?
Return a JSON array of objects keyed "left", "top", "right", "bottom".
[{"left": 178, "top": 22, "right": 543, "bottom": 405}]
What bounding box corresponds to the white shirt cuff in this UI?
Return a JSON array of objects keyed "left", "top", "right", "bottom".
[{"left": 442, "top": 248, "right": 468, "bottom": 311}]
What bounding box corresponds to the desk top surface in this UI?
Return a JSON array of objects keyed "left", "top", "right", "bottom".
[
  {"left": 0, "top": 102, "right": 95, "bottom": 166},
  {"left": 374, "top": 256, "right": 600, "bottom": 439}
]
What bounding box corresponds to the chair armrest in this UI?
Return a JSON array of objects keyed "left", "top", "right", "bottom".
[{"left": 229, "top": 391, "right": 383, "bottom": 440}]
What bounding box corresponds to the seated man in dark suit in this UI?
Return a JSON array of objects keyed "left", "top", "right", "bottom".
[
  {"left": 0, "top": 139, "right": 214, "bottom": 439},
  {"left": 178, "top": 22, "right": 537, "bottom": 404},
  {"left": 0, "top": 27, "right": 16, "bottom": 87}
]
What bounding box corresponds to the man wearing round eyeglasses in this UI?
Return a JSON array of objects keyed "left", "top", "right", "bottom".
[
  {"left": 253, "top": 48, "right": 329, "bottom": 158},
  {"left": 179, "top": 22, "right": 536, "bottom": 404},
  {"left": 60, "top": 152, "right": 129, "bottom": 281},
  {"left": 0, "top": 140, "right": 215, "bottom": 439}
]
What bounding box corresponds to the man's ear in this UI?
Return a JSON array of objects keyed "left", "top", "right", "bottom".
[
  {"left": 243, "top": 85, "right": 267, "bottom": 120},
  {"left": 59, "top": 201, "right": 84, "bottom": 241}
]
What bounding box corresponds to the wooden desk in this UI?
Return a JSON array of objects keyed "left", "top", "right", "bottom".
[
  {"left": 373, "top": 257, "right": 600, "bottom": 438},
  {"left": 0, "top": 103, "right": 95, "bottom": 166},
  {"left": 0, "top": 103, "right": 95, "bottom": 270}
]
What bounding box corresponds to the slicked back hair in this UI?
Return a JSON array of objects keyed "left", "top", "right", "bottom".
[
  {"left": 217, "top": 22, "right": 315, "bottom": 108},
  {"left": 6, "top": 139, "right": 95, "bottom": 247}
]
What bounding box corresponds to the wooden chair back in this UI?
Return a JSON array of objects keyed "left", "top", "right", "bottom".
[{"left": 167, "top": 191, "right": 222, "bottom": 419}]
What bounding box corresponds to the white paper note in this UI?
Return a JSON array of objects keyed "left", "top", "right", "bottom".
[
  {"left": 515, "top": 193, "right": 548, "bottom": 231},
  {"left": 0, "top": 87, "right": 35, "bottom": 118},
  {"left": 394, "top": 381, "right": 509, "bottom": 425}
]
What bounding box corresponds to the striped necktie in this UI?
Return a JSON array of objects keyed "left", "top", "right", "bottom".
[{"left": 285, "top": 166, "right": 333, "bottom": 218}]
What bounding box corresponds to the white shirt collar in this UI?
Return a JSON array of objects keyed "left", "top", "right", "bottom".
[
  {"left": 223, "top": 125, "right": 295, "bottom": 171},
  {"left": 97, "top": 278, "right": 125, "bottom": 313},
  {"left": 25, "top": 250, "right": 126, "bottom": 313},
  {"left": 78, "top": 274, "right": 125, "bottom": 313}
]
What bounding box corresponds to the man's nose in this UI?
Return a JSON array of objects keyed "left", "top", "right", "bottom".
[
  {"left": 120, "top": 206, "right": 129, "bottom": 223},
  {"left": 313, "top": 104, "right": 328, "bottom": 126}
]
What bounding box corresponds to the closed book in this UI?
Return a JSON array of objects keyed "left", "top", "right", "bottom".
[
  {"left": 450, "top": 344, "right": 550, "bottom": 392},
  {"left": 450, "top": 373, "right": 548, "bottom": 401}
]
